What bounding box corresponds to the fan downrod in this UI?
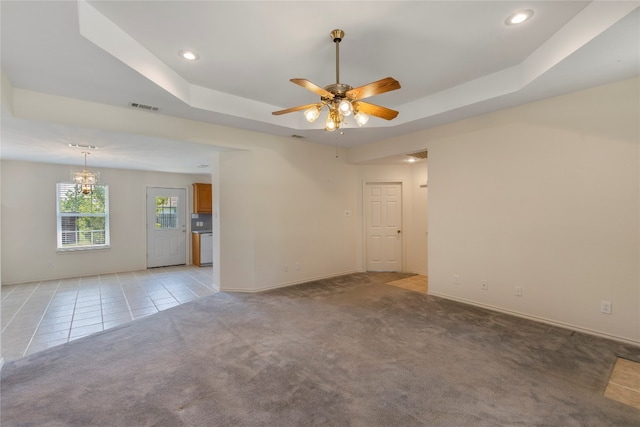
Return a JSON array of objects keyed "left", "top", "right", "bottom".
[{"left": 330, "top": 29, "right": 345, "bottom": 84}]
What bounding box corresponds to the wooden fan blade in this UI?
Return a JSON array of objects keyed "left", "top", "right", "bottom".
[
  {"left": 272, "top": 103, "right": 320, "bottom": 116},
  {"left": 346, "top": 77, "right": 400, "bottom": 100},
  {"left": 290, "top": 78, "right": 335, "bottom": 99},
  {"left": 354, "top": 101, "right": 399, "bottom": 120}
]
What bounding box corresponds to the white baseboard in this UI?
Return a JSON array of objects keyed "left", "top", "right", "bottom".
[
  {"left": 429, "top": 291, "right": 640, "bottom": 348},
  {"left": 405, "top": 269, "right": 428, "bottom": 276},
  {"left": 221, "top": 269, "right": 362, "bottom": 293}
]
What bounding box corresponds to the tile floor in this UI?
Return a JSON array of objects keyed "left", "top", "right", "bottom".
[
  {"left": 386, "top": 274, "right": 428, "bottom": 294},
  {"left": 605, "top": 357, "right": 640, "bottom": 410},
  {"left": 1, "top": 265, "right": 215, "bottom": 362}
]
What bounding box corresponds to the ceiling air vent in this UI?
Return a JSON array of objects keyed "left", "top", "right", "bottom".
[
  {"left": 129, "top": 102, "right": 159, "bottom": 112},
  {"left": 407, "top": 150, "right": 428, "bottom": 159}
]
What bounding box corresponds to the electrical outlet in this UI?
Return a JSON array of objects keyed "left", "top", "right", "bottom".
[
  {"left": 601, "top": 300, "right": 612, "bottom": 314},
  {"left": 453, "top": 274, "right": 460, "bottom": 284},
  {"left": 283, "top": 265, "right": 288, "bottom": 273},
  {"left": 515, "top": 287, "right": 523, "bottom": 297},
  {"left": 296, "top": 262, "right": 301, "bottom": 271},
  {"left": 481, "top": 280, "right": 488, "bottom": 290},
  {"left": 47, "top": 260, "right": 54, "bottom": 268}
]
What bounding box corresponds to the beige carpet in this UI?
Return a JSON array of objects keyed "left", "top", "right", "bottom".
[{"left": 2, "top": 272, "right": 639, "bottom": 426}]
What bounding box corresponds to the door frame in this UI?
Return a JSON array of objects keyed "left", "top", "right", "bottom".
[
  {"left": 362, "top": 180, "right": 406, "bottom": 272},
  {"left": 146, "top": 186, "right": 189, "bottom": 268}
]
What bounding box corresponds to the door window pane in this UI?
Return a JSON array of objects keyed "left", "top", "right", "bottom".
[{"left": 155, "top": 196, "right": 179, "bottom": 229}]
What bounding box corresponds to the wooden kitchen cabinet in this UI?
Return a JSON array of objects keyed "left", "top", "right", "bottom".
[
  {"left": 193, "top": 183, "right": 212, "bottom": 214},
  {"left": 192, "top": 232, "right": 202, "bottom": 266}
]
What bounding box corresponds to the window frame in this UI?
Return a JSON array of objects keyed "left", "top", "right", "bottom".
[{"left": 56, "top": 182, "right": 110, "bottom": 251}]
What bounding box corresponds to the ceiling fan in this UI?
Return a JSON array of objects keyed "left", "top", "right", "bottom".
[{"left": 272, "top": 29, "right": 401, "bottom": 132}]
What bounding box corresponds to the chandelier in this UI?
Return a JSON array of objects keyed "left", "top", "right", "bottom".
[{"left": 71, "top": 152, "right": 99, "bottom": 194}]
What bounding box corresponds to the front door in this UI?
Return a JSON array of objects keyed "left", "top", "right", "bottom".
[
  {"left": 365, "top": 183, "right": 403, "bottom": 271},
  {"left": 146, "top": 187, "right": 187, "bottom": 268}
]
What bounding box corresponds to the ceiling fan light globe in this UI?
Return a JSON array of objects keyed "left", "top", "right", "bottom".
[
  {"left": 324, "top": 114, "right": 338, "bottom": 131},
  {"left": 338, "top": 99, "right": 353, "bottom": 116},
  {"left": 324, "top": 120, "right": 337, "bottom": 132},
  {"left": 355, "top": 112, "right": 369, "bottom": 126},
  {"left": 304, "top": 106, "right": 321, "bottom": 123}
]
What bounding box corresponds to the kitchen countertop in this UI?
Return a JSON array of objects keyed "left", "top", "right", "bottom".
[{"left": 192, "top": 230, "right": 212, "bottom": 234}]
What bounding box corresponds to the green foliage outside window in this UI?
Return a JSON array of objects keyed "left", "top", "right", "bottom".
[
  {"left": 155, "top": 196, "right": 178, "bottom": 229},
  {"left": 57, "top": 183, "right": 109, "bottom": 249}
]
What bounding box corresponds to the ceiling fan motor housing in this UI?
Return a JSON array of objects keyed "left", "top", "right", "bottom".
[
  {"left": 323, "top": 83, "right": 353, "bottom": 100},
  {"left": 271, "top": 28, "right": 400, "bottom": 126}
]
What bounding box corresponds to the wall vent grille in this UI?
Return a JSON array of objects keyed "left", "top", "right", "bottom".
[
  {"left": 407, "top": 150, "right": 428, "bottom": 159},
  {"left": 129, "top": 102, "right": 159, "bottom": 111}
]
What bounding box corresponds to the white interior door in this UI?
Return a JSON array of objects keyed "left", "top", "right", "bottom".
[
  {"left": 365, "top": 183, "right": 403, "bottom": 271},
  {"left": 146, "top": 187, "right": 187, "bottom": 268}
]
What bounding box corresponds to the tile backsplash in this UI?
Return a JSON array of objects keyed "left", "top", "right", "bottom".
[{"left": 191, "top": 213, "right": 212, "bottom": 231}]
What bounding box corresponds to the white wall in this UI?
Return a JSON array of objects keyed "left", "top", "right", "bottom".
[
  {"left": 409, "top": 161, "right": 428, "bottom": 275},
  {"left": 356, "top": 163, "right": 428, "bottom": 275},
  {"left": 0, "top": 158, "right": 3, "bottom": 368},
  {"left": 214, "top": 137, "right": 360, "bottom": 292},
  {"left": 2, "top": 86, "right": 428, "bottom": 292},
  {"left": 1, "top": 160, "right": 209, "bottom": 284},
  {"left": 352, "top": 77, "right": 640, "bottom": 344},
  {"left": 3, "top": 73, "right": 636, "bottom": 344}
]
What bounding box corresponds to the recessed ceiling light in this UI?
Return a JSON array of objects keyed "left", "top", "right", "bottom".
[
  {"left": 179, "top": 50, "right": 199, "bottom": 61},
  {"left": 505, "top": 9, "right": 534, "bottom": 26}
]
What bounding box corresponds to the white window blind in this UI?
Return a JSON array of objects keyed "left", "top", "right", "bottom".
[{"left": 56, "top": 183, "right": 110, "bottom": 250}]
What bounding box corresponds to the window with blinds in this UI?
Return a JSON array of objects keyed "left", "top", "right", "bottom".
[{"left": 56, "top": 183, "right": 110, "bottom": 250}]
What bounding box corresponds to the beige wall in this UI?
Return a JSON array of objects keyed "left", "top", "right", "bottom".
[
  {"left": 0, "top": 160, "right": 209, "bottom": 284},
  {"left": 213, "top": 138, "right": 360, "bottom": 291},
  {"left": 0, "top": 137, "right": 429, "bottom": 295},
  {"left": 409, "top": 162, "right": 428, "bottom": 275},
  {"left": 356, "top": 162, "right": 428, "bottom": 275},
  {"left": 1, "top": 76, "right": 637, "bottom": 345},
  {"left": 0, "top": 158, "right": 3, "bottom": 368},
  {"left": 354, "top": 77, "right": 640, "bottom": 344}
]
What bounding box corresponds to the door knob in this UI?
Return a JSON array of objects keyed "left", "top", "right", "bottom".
[{"left": 397, "top": 230, "right": 401, "bottom": 234}]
